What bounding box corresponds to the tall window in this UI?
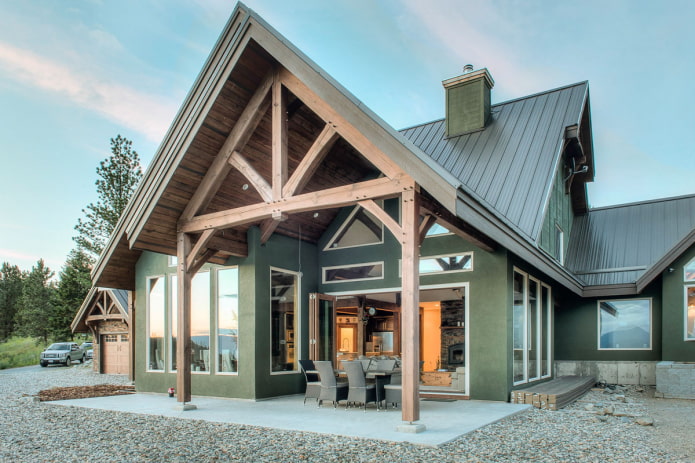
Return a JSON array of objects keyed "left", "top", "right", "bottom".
[
  {"left": 147, "top": 276, "right": 165, "bottom": 371},
  {"left": 191, "top": 272, "right": 211, "bottom": 372},
  {"left": 271, "top": 268, "right": 298, "bottom": 373},
  {"left": 555, "top": 224, "right": 564, "bottom": 265},
  {"left": 169, "top": 275, "right": 178, "bottom": 371},
  {"left": 217, "top": 267, "right": 239, "bottom": 373},
  {"left": 684, "top": 258, "right": 695, "bottom": 341},
  {"left": 598, "top": 299, "right": 651, "bottom": 350},
  {"left": 513, "top": 269, "right": 552, "bottom": 385}
]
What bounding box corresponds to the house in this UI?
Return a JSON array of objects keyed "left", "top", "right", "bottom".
[
  {"left": 91, "top": 2, "right": 695, "bottom": 424},
  {"left": 71, "top": 287, "right": 132, "bottom": 376}
]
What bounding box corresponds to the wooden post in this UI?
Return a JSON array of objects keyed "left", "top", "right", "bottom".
[
  {"left": 401, "top": 187, "right": 420, "bottom": 423},
  {"left": 176, "top": 232, "right": 193, "bottom": 404}
]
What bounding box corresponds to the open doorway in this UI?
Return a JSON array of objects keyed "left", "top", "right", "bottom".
[{"left": 314, "top": 285, "right": 468, "bottom": 396}]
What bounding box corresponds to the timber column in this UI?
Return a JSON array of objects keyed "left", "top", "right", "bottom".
[
  {"left": 176, "top": 232, "right": 196, "bottom": 409},
  {"left": 399, "top": 187, "right": 424, "bottom": 431}
]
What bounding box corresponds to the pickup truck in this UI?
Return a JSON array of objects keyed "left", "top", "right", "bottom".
[{"left": 39, "top": 342, "right": 85, "bottom": 367}]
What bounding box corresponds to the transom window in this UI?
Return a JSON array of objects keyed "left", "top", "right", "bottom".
[
  {"left": 598, "top": 299, "right": 652, "bottom": 350},
  {"left": 323, "top": 262, "right": 384, "bottom": 283},
  {"left": 425, "top": 222, "right": 451, "bottom": 237},
  {"left": 419, "top": 253, "right": 472, "bottom": 274}
]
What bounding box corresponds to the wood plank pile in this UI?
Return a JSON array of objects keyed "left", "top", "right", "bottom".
[{"left": 511, "top": 376, "right": 595, "bottom": 410}]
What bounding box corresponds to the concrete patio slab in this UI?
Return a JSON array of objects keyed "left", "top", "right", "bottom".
[{"left": 49, "top": 393, "right": 530, "bottom": 446}]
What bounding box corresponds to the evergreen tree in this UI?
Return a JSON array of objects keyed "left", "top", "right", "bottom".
[
  {"left": 53, "top": 249, "right": 92, "bottom": 341},
  {"left": 0, "top": 262, "right": 23, "bottom": 341},
  {"left": 74, "top": 134, "right": 143, "bottom": 260},
  {"left": 14, "top": 260, "right": 56, "bottom": 344}
]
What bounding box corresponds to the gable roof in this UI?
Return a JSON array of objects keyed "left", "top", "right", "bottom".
[
  {"left": 401, "top": 82, "right": 589, "bottom": 244},
  {"left": 71, "top": 287, "right": 130, "bottom": 333},
  {"left": 566, "top": 194, "right": 695, "bottom": 295},
  {"left": 93, "top": 2, "right": 465, "bottom": 290}
]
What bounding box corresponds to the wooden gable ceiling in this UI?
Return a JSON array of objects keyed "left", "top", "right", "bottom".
[{"left": 131, "top": 40, "right": 380, "bottom": 261}]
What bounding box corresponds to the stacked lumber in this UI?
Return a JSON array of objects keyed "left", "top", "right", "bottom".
[{"left": 511, "top": 376, "right": 595, "bottom": 410}]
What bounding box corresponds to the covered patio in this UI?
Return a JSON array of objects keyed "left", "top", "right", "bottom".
[{"left": 49, "top": 393, "right": 530, "bottom": 446}]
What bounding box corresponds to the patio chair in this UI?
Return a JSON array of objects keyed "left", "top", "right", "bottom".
[
  {"left": 299, "top": 359, "right": 321, "bottom": 405},
  {"left": 344, "top": 361, "right": 377, "bottom": 411},
  {"left": 383, "top": 371, "right": 402, "bottom": 409},
  {"left": 315, "top": 360, "right": 348, "bottom": 409}
]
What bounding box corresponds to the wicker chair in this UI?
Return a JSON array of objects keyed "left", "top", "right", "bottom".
[
  {"left": 315, "top": 360, "right": 348, "bottom": 408},
  {"left": 298, "top": 359, "right": 321, "bottom": 405},
  {"left": 344, "top": 361, "right": 377, "bottom": 411}
]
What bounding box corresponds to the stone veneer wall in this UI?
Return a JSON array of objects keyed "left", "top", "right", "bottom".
[
  {"left": 440, "top": 300, "right": 465, "bottom": 371},
  {"left": 655, "top": 361, "right": 695, "bottom": 399}
]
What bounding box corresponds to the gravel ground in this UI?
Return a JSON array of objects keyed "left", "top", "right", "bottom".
[{"left": 0, "top": 364, "right": 692, "bottom": 462}]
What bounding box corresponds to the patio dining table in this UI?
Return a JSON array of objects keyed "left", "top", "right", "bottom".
[{"left": 308, "top": 368, "right": 398, "bottom": 408}]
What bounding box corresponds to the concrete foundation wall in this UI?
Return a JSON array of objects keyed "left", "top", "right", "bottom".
[
  {"left": 555, "top": 360, "right": 657, "bottom": 385},
  {"left": 655, "top": 361, "right": 695, "bottom": 399}
]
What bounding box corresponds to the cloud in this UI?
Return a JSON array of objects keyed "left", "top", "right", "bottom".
[
  {"left": 0, "top": 41, "right": 177, "bottom": 142},
  {"left": 399, "top": 0, "right": 555, "bottom": 98}
]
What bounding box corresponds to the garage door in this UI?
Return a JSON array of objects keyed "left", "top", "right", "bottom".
[{"left": 102, "top": 334, "right": 129, "bottom": 375}]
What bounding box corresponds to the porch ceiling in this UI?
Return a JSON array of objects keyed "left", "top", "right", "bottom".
[{"left": 131, "top": 40, "right": 380, "bottom": 259}]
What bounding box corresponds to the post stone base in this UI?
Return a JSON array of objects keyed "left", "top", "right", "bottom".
[{"left": 396, "top": 423, "right": 426, "bottom": 433}]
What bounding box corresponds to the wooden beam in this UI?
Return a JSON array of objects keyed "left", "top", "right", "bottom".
[
  {"left": 207, "top": 234, "right": 248, "bottom": 257},
  {"left": 180, "top": 70, "right": 274, "bottom": 221},
  {"left": 419, "top": 214, "right": 437, "bottom": 245},
  {"left": 283, "top": 123, "right": 339, "bottom": 197},
  {"left": 357, "top": 199, "right": 402, "bottom": 238},
  {"left": 272, "top": 70, "right": 287, "bottom": 200},
  {"left": 176, "top": 232, "right": 193, "bottom": 403},
  {"left": 86, "top": 314, "right": 125, "bottom": 322},
  {"left": 189, "top": 248, "right": 217, "bottom": 275},
  {"left": 419, "top": 193, "right": 496, "bottom": 252},
  {"left": 180, "top": 175, "right": 410, "bottom": 234},
  {"left": 400, "top": 188, "right": 421, "bottom": 423},
  {"left": 279, "top": 68, "right": 403, "bottom": 180},
  {"left": 229, "top": 151, "right": 272, "bottom": 203},
  {"left": 186, "top": 229, "right": 217, "bottom": 271}
]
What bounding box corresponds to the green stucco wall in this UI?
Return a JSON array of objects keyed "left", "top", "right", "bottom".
[
  {"left": 554, "top": 282, "right": 663, "bottom": 361},
  {"left": 661, "top": 243, "right": 695, "bottom": 361},
  {"left": 133, "top": 226, "right": 318, "bottom": 400},
  {"left": 539, "top": 164, "right": 573, "bottom": 261}
]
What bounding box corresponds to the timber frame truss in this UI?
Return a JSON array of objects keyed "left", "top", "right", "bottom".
[{"left": 172, "top": 64, "right": 483, "bottom": 423}]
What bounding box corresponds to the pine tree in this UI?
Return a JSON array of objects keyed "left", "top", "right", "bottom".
[
  {"left": 14, "top": 260, "right": 56, "bottom": 344},
  {"left": 0, "top": 262, "right": 23, "bottom": 341},
  {"left": 74, "top": 135, "right": 143, "bottom": 260},
  {"left": 53, "top": 249, "right": 92, "bottom": 341}
]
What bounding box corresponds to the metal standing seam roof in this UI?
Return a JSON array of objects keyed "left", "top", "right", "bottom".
[
  {"left": 566, "top": 194, "right": 695, "bottom": 286},
  {"left": 400, "top": 82, "right": 588, "bottom": 244},
  {"left": 112, "top": 289, "right": 129, "bottom": 315}
]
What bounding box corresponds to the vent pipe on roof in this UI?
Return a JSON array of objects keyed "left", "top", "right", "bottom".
[{"left": 442, "top": 65, "right": 494, "bottom": 137}]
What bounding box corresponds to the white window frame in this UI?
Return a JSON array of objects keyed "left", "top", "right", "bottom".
[
  {"left": 513, "top": 268, "right": 553, "bottom": 386},
  {"left": 324, "top": 204, "right": 384, "bottom": 251},
  {"left": 685, "top": 284, "right": 695, "bottom": 341},
  {"left": 597, "top": 298, "right": 652, "bottom": 351},
  {"left": 684, "top": 257, "right": 695, "bottom": 282},
  {"left": 418, "top": 252, "right": 474, "bottom": 275},
  {"left": 322, "top": 261, "right": 384, "bottom": 284},
  {"left": 169, "top": 274, "right": 177, "bottom": 373},
  {"left": 424, "top": 222, "right": 453, "bottom": 238},
  {"left": 168, "top": 256, "right": 178, "bottom": 267},
  {"left": 146, "top": 275, "right": 166, "bottom": 373},
  {"left": 216, "top": 266, "right": 240, "bottom": 375},
  {"left": 190, "top": 270, "right": 211, "bottom": 375},
  {"left": 269, "top": 266, "right": 301, "bottom": 375}
]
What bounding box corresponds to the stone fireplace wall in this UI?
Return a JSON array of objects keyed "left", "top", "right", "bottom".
[{"left": 439, "top": 299, "right": 465, "bottom": 370}]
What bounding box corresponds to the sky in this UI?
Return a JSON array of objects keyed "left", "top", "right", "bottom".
[{"left": 1, "top": 0, "right": 694, "bottom": 273}]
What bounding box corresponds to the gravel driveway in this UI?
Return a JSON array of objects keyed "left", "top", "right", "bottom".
[{"left": 0, "top": 364, "right": 692, "bottom": 462}]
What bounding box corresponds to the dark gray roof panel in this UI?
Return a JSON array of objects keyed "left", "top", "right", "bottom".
[
  {"left": 113, "top": 289, "right": 129, "bottom": 314},
  {"left": 401, "top": 82, "right": 588, "bottom": 242},
  {"left": 566, "top": 194, "right": 695, "bottom": 286}
]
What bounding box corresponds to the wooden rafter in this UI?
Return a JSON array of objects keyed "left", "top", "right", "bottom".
[
  {"left": 283, "top": 123, "right": 339, "bottom": 197},
  {"left": 419, "top": 193, "right": 496, "bottom": 252},
  {"left": 180, "top": 70, "right": 274, "bottom": 222},
  {"left": 181, "top": 175, "right": 412, "bottom": 234},
  {"left": 279, "top": 68, "right": 403, "bottom": 180},
  {"left": 228, "top": 151, "right": 272, "bottom": 202},
  {"left": 419, "top": 214, "right": 437, "bottom": 244},
  {"left": 357, "top": 199, "right": 401, "bottom": 238}
]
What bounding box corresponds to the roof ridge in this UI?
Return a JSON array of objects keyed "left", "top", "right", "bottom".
[
  {"left": 397, "top": 81, "right": 589, "bottom": 133},
  {"left": 589, "top": 192, "right": 695, "bottom": 212}
]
